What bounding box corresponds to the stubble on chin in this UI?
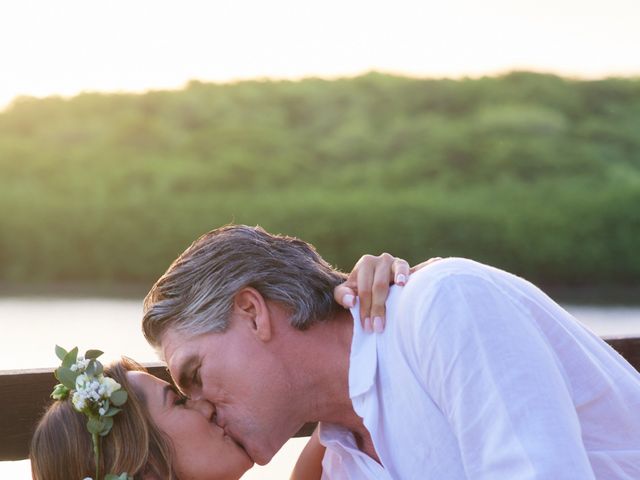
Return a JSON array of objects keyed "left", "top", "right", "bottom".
[{"left": 244, "top": 436, "right": 281, "bottom": 466}]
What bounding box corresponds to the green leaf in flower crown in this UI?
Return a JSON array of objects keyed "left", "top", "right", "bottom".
[
  {"left": 85, "top": 360, "right": 96, "bottom": 376},
  {"left": 87, "top": 416, "right": 104, "bottom": 435},
  {"left": 56, "top": 367, "right": 78, "bottom": 390},
  {"left": 84, "top": 349, "right": 103, "bottom": 360},
  {"left": 110, "top": 389, "right": 128, "bottom": 407},
  {"left": 104, "top": 473, "right": 132, "bottom": 480},
  {"left": 55, "top": 345, "right": 68, "bottom": 362},
  {"left": 104, "top": 406, "right": 121, "bottom": 417},
  {"left": 86, "top": 359, "right": 102, "bottom": 376},
  {"left": 62, "top": 347, "right": 78, "bottom": 369},
  {"left": 50, "top": 383, "right": 70, "bottom": 400},
  {"left": 99, "top": 416, "right": 114, "bottom": 436}
]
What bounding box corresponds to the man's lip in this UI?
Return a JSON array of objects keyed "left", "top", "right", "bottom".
[
  {"left": 223, "top": 426, "right": 252, "bottom": 457},
  {"left": 223, "top": 426, "right": 237, "bottom": 443}
]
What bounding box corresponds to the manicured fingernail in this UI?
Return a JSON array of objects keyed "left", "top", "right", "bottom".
[
  {"left": 396, "top": 274, "right": 407, "bottom": 286},
  {"left": 343, "top": 294, "right": 355, "bottom": 307},
  {"left": 364, "top": 317, "right": 373, "bottom": 333},
  {"left": 373, "top": 316, "right": 384, "bottom": 333}
]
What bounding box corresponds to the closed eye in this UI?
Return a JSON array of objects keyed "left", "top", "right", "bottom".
[
  {"left": 174, "top": 394, "right": 188, "bottom": 406},
  {"left": 169, "top": 385, "right": 189, "bottom": 406}
]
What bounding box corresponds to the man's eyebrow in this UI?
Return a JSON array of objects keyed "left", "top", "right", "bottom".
[{"left": 175, "top": 354, "right": 199, "bottom": 391}]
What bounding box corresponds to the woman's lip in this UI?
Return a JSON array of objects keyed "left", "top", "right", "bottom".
[
  {"left": 223, "top": 426, "right": 235, "bottom": 442},
  {"left": 223, "top": 427, "right": 251, "bottom": 457}
]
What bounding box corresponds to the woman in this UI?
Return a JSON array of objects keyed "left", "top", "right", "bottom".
[
  {"left": 32, "top": 357, "right": 256, "bottom": 479},
  {"left": 31, "top": 254, "right": 434, "bottom": 479}
]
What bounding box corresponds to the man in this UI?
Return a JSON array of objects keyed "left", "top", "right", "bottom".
[{"left": 142, "top": 225, "right": 640, "bottom": 479}]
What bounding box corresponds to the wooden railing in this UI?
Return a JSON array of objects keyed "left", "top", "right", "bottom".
[{"left": 1, "top": 337, "right": 638, "bottom": 462}]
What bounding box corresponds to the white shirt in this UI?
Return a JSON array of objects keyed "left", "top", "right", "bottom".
[{"left": 320, "top": 258, "right": 640, "bottom": 479}]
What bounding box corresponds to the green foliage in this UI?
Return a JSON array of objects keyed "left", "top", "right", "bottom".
[
  {"left": 104, "top": 473, "right": 133, "bottom": 480},
  {"left": 55, "top": 367, "right": 78, "bottom": 390},
  {"left": 55, "top": 345, "right": 68, "bottom": 362},
  {"left": 85, "top": 349, "right": 104, "bottom": 360},
  {"left": 110, "top": 390, "right": 128, "bottom": 407},
  {"left": 62, "top": 347, "right": 79, "bottom": 369},
  {"left": 50, "top": 383, "right": 70, "bottom": 400},
  {"left": 85, "top": 359, "right": 103, "bottom": 376},
  {"left": 86, "top": 416, "right": 106, "bottom": 435},
  {"left": 0, "top": 72, "right": 639, "bottom": 288}
]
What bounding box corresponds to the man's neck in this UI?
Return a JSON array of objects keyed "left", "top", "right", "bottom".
[{"left": 283, "top": 308, "right": 373, "bottom": 440}]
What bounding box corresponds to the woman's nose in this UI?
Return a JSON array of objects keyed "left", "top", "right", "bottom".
[{"left": 186, "top": 398, "right": 215, "bottom": 421}]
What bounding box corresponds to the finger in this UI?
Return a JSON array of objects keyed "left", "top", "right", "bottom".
[
  {"left": 334, "top": 258, "right": 361, "bottom": 307},
  {"left": 391, "top": 258, "right": 411, "bottom": 286},
  {"left": 334, "top": 284, "right": 356, "bottom": 308},
  {"left": 370, "top": 261, "right": 393, "bottom": 333},
  {"left": 355, "top": 257, "right": 376, "bottom": 332},
  {"left": 425, "top": 256, "right": 443, "bottom": 265},
  {"left": 409, "top": 257, "right": 443, "bottom": 274}
]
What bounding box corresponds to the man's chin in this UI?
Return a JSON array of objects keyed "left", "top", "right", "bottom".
[
  {"left": 251, "top": 451, "right": 274, "bottom": 466},
  {"left": 245, "top": 443, "right": 276, "bottom": 466}
]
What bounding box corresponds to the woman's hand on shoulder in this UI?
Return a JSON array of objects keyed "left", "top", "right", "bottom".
[
  {"left": 334, "top": 253, "right": 442, "bottom": 332},
  {"left": 290, "top": 426, "right": 324, "bottom": 480}
]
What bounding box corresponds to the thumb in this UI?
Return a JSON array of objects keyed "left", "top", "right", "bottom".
[{"left": 334, "top": 283, "right": 356, "bottom": 308}]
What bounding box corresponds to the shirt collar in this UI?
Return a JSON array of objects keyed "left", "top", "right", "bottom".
[
  {"left": 318, "top": 422, "right": 357, "bottom": 448},
  {"left": 348, "top": 302, "right": 378, "bottom": 398}
]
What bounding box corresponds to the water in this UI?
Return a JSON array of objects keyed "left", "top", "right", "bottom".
[
  {"left": 2, "top": 298, "right": 639, "bottom": 479},
  {"left": 0, "top": 298, "right": 309, "bottom": 479}
]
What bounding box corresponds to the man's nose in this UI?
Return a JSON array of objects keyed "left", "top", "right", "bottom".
[
  {"left": 186, "top": 398, "right": 215, "bottom": 421},
  {"left": 189, "top": 388, "right": 203, "bottom": 401},
  {"left": 188, "top": 383, "right": 203, "bottom": 401}
]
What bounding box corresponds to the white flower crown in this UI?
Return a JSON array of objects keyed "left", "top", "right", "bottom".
[{"left": 51, "top": 346, "right": 132, "bottom": 480}]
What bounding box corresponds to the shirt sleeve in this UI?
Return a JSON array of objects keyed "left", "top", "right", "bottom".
[{"left": 413, "top": 272, "right": 596, "bottom": 480}]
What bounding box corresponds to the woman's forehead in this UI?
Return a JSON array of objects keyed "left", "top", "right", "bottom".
[{"left": 127, "top": 370, "right": 167, "bottom": 400}]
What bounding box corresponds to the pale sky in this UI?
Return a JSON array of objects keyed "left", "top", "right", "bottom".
[{"left": 1, "top": 0, "right": 639, "bottom": 110}]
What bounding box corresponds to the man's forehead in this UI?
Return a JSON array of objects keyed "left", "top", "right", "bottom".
[
  {"left": 159, "top": 330, "right": 201, "bottom": 387},
  {"left": 161, "top": 330, "right": 198, "bottom": 368}
]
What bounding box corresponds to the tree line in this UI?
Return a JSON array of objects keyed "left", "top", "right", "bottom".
[{"left": 0, "top": 72, "right": 638, "bottom": 291}]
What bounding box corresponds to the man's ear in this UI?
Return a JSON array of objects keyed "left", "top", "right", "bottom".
[{"left": 233, "top": 287, "right": 272, "bottom": 342}]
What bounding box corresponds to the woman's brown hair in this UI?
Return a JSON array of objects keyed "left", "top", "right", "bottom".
[{"left": 30, "top": 358, "right": 176, "bottom": 479}]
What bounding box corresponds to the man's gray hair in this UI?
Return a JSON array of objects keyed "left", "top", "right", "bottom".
[{"left": 142, "top": 225, "right": 347, "bottom": 348}]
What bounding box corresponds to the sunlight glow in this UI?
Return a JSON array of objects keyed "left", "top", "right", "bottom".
[{"left": 1, "top": 0, "right": 639, "bottom": 109}]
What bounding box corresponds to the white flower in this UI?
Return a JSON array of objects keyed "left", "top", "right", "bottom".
[
  {"left": 75, "top": 373, "right": 90, "bottom": 391},
  {"left": 71, "top": 356, "right": 90, "bottom": 373},
  {"left": 99, "top": 407, "right": 106, "bottom": 416},
  {"left": 72, "top": 391, "right": 87, "bottom": 410},
  {"left": 101, "top": 377, "right": 121, "bottom": 397}
]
